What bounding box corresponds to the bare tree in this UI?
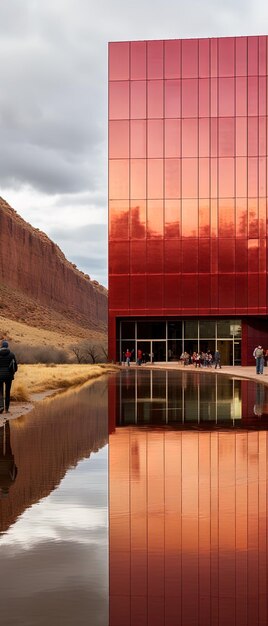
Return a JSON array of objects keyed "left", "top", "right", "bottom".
[
  {"left": 71, "top": 345, "right": 85, "bottom": 363},
  {"left": 83, "top": 344, "right": 100, "bottom": 364}
]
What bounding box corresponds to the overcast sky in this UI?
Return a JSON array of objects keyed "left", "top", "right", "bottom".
[{"left": 0, "top": 0, "right": 267, "bottom": 286}]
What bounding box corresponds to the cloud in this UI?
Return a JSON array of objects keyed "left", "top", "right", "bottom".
[
  {"left": 50, "top": 224, "right": 107, "bottom": 243},
  {"left": 49, "top": 223, "right": 108, "bottom": 284}
]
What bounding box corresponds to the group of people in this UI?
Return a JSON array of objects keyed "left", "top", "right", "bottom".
[
  {"left": 180, "top": 350, "right": 222, "bottom": 369},
  {"left": 123, "top": 347, "right": 222, "bottom": 368},
  {"left": 123, "top": 349, "right": 154, "bottom": 366}
]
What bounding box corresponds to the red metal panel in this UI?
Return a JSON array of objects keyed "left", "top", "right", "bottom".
[
  {"left": 165, "top": 80, "right": 181, "bottom": 118},
  {"left": 130, "top": 120, "right": 146, "bottom": 158},
  {"left": 165, "top": 119, "right": 181, "bottom": 157},
  {"left": 219, "top": 37, "right": 235, "bottom": 77},
  {"left": 182, "top": 118, "right": 198, "bottom": 157},
  {"left": 219, "top": 77, "right": 235, "bottom": 116},
  {"left": 147, "top": 40, "right": 164, "bottom": 79},
  {"left": 198, "top": 239, "right": 210, "bottom": 273},
  {"left": 147, "top": 119, "right": 163, "bottom": 158},
  {"left": 164, "top": 274, "right": 181, "bottom": 308},
  {"left": 109, "top": 42, "right": 129, "bottom": 80},
  {"left": 182, "top": 39, "right": 198, "bottom": 78},
  {"left": 146, "top": 275, "right": 164, "bottom": 309},
  {"left": 130, "top": 275, "right": 146, "bottom": 309},
  {"left": 236, "top": 37, "right": 247, "bottom": 76},
  {"left": 182, "top": 79, "right": 198, "bottom": 117},
  {"left": 130, "top": 41, "right": 146, "bottom": 80},
  {"left": 130, "top": 240, "right": 146, "bottom": 274},
  {"left": 109, "top": 275, "right": 130, "bottom": 310},
  {"left": 148, "top": 80, "right": 163, "bottom": 118},
  {"left": 130, "top": 159, "right": 146, "bottom": 198},
  {"left": 130, "top": 201, "right": 146, "bottom": 238},
  {"left": 109, "top": 81, "right": 129, "bottom": 119},
  {"left": 147, "top": 240, "right": 163, "bottom": 274},
  {"left": 109, "top": 120, "right": 129, "bottom": 159},
  {"left": 109, "top": 200, "right": 129, "bottom": 240},
  {"left": 109, "top": 241, "right": 129, "bottom": 274},
  {"left": 199, "top": 38, "right": 210, "bottom": 77},
  {"left": 165, "top": 159, "right": 181, "bottom": 198},
  {"left": 164, "top": 40, "right": 181, "bottom": 78},
  {"left": 130, "top": 80, "right": 146, "bottom": 118},
  {"left": 248, "top": 36, "right": 258, "bottom": 75},
  {"left": 199, "top": 78, "right": 210, "bottom": 117}
]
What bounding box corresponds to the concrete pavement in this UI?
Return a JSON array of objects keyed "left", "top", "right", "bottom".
[{"left": 126, "top": 362, "right": 268, "bottom": 385}]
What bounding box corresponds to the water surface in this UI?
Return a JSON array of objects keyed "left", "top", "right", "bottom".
[
  {"left": 0, "top": 380, "right": 109, "bottom": 626},
  {"left": 1, "top": 370, "right": 268, "bottom": 626}
]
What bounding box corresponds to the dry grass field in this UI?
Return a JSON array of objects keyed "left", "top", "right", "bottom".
[{"left": 11, "top": 363, "right": 119, "bottom": 402}]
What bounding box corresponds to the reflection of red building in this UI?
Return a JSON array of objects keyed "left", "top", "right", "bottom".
[
  {"left": 108, "top": 36, "right": 268, "bottom": 365},
  {"left": 109, "top": 428, "right": 268, "bottom": 626}
]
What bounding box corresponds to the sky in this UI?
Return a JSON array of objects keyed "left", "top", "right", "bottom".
[{"left": 0, "top": 0, "right": 267, "bottom": 287}]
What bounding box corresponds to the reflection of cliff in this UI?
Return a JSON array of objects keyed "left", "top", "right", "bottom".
[
  {"left": 0, "top": 197, "right": 107, "bottom": 331},
  {"left": 0, "top": 380, "right": 108, "bottom": 533}
]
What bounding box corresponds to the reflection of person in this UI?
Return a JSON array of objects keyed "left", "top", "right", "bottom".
[
  {"left": 253, "top": 345, "right": 264, "bottom": 374},
  {"left": 0, "top": 420, "right": 18, "bottom": 497},
  {"left": 214, "top": 350, "right": 222, "bottom": 369},
  {"left": 253, "top": 384, "right": 264, "bottom": 417},
  {"left": 0, "top": 340, "right": 18, "bottom": 414},
  {"left": 137, "top": 349, "right": 143, "bottom": 366}
]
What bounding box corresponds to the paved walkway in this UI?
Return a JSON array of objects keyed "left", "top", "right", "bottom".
[{"left": 123, "top": 362, "right": 268, "bottom": 385}]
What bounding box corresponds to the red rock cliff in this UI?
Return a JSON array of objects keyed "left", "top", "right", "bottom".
[{"left": 0, "top": 197, "right": 107, "bottom": 331}]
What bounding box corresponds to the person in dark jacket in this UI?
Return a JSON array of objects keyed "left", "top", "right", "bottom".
[{"left": 0, "top": 340, "right": 18, "bottom": 414}]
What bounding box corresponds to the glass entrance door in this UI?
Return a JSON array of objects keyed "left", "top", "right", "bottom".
[
  {"left": 217, "top": 340, "right": 233, "bottom": 366},
  {"left": 137, "top": 341, "right": 166, "bottom": 363},
  {"left": 137, "top": 341, "right": 151, "bottom": 363},
  {"left": 152, "top": 341, "right": 166, "bottom": 362}
]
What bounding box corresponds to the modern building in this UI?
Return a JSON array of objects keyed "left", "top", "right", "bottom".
[{"left": 108, "top": 36, "right": 268, "bottom": 365}]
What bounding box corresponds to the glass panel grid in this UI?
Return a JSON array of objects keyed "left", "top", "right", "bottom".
[{"left": 119, "top": 319, "right": 241, "bottom": 364}]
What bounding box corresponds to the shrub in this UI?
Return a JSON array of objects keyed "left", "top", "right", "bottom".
[
  {"left": 11, "top": 383, "right": 30, "bottom": 402},
  {"left": 10, "top": 343, "right": 70, "bottom": 365}
]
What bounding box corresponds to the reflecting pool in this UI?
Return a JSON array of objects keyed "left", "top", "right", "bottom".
[
  {"left": 1, "top": 370, "right": 268, "bottom": 625},
  {"left": 109, "top": 370, "right": 268, "bottom": 626}
]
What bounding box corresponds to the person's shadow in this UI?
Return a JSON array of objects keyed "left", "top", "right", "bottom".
[{"left": 0, "top": 420, "right": 18, "bottom": 498}]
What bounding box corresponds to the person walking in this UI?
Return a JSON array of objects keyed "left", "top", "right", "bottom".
[
  {"left": 0, "top": 341, "right": 18, "bottom": 414},
  {"left": 253, "top": 345, "right": 264, "bottom": 374},
  {"left": 125, "top": 348, "right": 132, "bottom": 367},
  {"left": 137, "top": 349, "right": 143, "bottom": 366},
  {"left": 214, "top": 349, "right": 222, "bottom": 369}
]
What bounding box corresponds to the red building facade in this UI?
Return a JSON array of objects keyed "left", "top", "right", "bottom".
[{"left": 108, "top": 36, "right": 268, "bottom": 365}]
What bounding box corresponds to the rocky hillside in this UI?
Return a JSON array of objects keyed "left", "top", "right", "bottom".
[{"left": 0, "top": 197, "right": 107, "bottom": 335}]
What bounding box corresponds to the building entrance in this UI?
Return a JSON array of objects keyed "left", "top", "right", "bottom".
[
  {"left": 137, "top": 341, "right": 166, "bottom": 363},
  {"left": 119, "top": 319, "right": 242, "bottom": 365}
]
